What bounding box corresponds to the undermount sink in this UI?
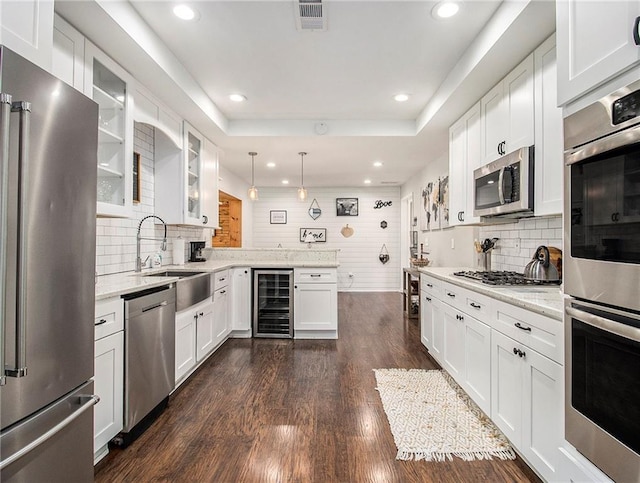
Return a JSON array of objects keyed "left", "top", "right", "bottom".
[{"left": 144, "top": 270, "right": 210, "bottom": 311}]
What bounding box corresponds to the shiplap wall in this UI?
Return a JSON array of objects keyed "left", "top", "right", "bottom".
[
  {"left": 96, "top": 123, "right": 210, "bottom": 275},
  {"left": 251, "top": 187, "right": 401, "bottom": 292}
]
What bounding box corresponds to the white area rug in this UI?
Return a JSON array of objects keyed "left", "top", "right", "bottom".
[{"left": 374, "top": 368, "right": 515, "bottom": 462}]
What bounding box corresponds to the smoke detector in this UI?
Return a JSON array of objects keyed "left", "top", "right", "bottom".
[{"left": 294, "top": 0, "right": 327, "bottom": 31}]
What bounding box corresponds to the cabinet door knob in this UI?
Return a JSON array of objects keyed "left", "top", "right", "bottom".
[{"left": 634, "top": 16, "right": 640, "bottom": 45}]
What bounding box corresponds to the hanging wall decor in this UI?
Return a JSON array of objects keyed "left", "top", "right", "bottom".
[
  {"left": 340, "top": 224, "right": 354, "bottom": 238},
  {"left": 308, "top": 198, "right": 321, "bottom": 220},
  {"left": 380, "top": 220, "right": 388, "bottom": 229},
  {"left": 379, "top": 244, "right": 390, "bottom": 264},
  {"left": 373, "top": 200, "right": 392, "bottom": 209}
]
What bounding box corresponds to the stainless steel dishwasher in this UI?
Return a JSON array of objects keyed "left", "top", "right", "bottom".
[{"left": 116, "top": 284, "right": 176, "bottom": 446}]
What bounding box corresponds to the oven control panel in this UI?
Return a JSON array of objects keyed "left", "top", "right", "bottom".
[{"left": 612, "top": 89, "right": 640, "bottom": 125}]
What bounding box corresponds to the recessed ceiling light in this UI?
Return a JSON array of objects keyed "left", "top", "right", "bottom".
[
  {"left": 373, "top": 161, "right": 383, "bottom": 167},
  {"left": 282, "top": 179, "right": 289, "bottom": 185},
  {"left": 364, "top": 179, "right": 372, "bottom": 184},
  {"left": 433, "top": 1, "right": 459, "bottom": 19},
  {"left": 173, "top": 4, "right": 196, "bottom": 21},
  {"left": 267, "top": 162, "right": 276, "bottom": 168},
  {"left": 115, "top": 94, "right": 125, "bottom": 102},
  {"left": 394, "top": 94, "right": 410, "bottom": 102},
  {"left": 229, "top": 94, "right": 246, "bottom": 102}
]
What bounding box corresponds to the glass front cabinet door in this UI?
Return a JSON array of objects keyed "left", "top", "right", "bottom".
[{"left": 84, "top": 41, "right": 134, "bottom": 218}]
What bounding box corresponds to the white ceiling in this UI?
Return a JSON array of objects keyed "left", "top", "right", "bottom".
[{"left": 55, "top": 0, "right": 556, "bottom": 188}]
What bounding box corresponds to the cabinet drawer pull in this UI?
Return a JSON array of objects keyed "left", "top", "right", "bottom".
[
  {"left": 470, "top": 302, "right": 481, "bottom": 309},
  {"left": 514, "top": 322, "right": 532, "bottom": 332},
  {"left": 219, "top": 290, "right": 226, "bottom": 295},
  {"left": 426, "top": 283, "right": 433, "bottom": 288},
  {"left": 310, "top": 274, "right": 321, "bottom": 278},
  {"left": 446, "top": 292, "right": 455, "bottom": 298},
  {"left": 634, "top": 16, "right": 640, "bottom": 45},
  {"left": 95, "top": 318, "right": 107, "bottom": 326},
  {"left": 199, "top": 312, "right": 204, "bottom": 317}
]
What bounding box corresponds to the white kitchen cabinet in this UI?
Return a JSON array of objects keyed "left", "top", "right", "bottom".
[
  {"left": 93, "top": 297, "right": 124, "bottom": 464},
  {"left": 557, "top": 443, "right": 614, "bottom": 483},
  {"left": 0, "top": 0, "right": 54, "bottom": 71},
  {"left": 195, "top": 299, "right": 215, "bottom": 362},
  {"left": 134, "top": 84, "right": 182, "bottom": 148},
  {"left": 480, "top": 54, "right": 534, "bottom": 164},
  {"left": 420, "top": 291, "right": 434, "bottom": 352},
  {"left": 293, "top": 268, "right": 338, "bottom": 339},
  {"left": 52, "top": 14, "right": 84, "bottom": 91},
  {"left": 449, "top": 102, "right": 481, "bottom": 225},
  {"left": 84, "top": 41, "right": 134, "bottom": 218},
  {"left": 491, "top": 329, "right": 563, "bottom": 482},
  {"left": 431, "top": 297, "right": 445, "bottom": 365},
  {"left": 212, "top": 285, "right": 229, "bottom": 347},
  {"left": 556, "top": 0, "right": 640, "bottom": 106},
  {"left": 534, "top": 34, "right": 563, "bottom": 217},
  {"left": 230, "top": 267, "right": 252, "bottom": 338},
  {"left": 420, "top": 274, "right": 442, "bottom": 361},
  {"left": 175, "top": 307, "right": 197, "bottom": 385},
  {"left": 155, "top": 122, "right": 219, "bottom": 227},
  {"left": 442, "top": 300, "right": 491, "bottom": 415}
]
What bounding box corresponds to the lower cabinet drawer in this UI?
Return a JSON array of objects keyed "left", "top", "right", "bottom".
[
  {"left": 294, "top": 268, "right": 337, "bottom": 283},
  {"left": 95, "top": 297, "right": 124, "bottom": 340}
]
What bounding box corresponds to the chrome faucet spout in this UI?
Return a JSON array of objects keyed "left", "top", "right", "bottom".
[{"left": 135, "top": 215, "right": 167, "bottom": 272}]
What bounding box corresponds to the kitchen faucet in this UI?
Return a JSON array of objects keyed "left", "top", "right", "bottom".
[{"left": 135, "top": 215, "right": 167, "bottom": 272}]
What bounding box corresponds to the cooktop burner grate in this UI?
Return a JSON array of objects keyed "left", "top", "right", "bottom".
[{"left": 452, "top": 270, "right": 561, "bottom": 286}]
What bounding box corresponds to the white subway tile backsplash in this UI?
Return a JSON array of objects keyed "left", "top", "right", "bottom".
[{"left": 479, "top": 215, "right": 562, "bottom": 272}]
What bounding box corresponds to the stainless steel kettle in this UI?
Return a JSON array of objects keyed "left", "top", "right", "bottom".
[{"left": 523, "top": 246, "right": 560, "bottom": 282}]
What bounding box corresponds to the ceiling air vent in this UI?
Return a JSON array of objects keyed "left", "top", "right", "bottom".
[{"left": 295, "top": 0, "right": 327, "bottom": 32}]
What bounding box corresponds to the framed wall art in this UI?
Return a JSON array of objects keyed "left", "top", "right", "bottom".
[
  {"left": 270, "top": 210, "right": 287, "bottom": 224},
  {"left": 299, "top": 228, "right": 326, "bottom": 242},
  {"left": 336, "top": 198, "right": 358, "bottom": 216}
]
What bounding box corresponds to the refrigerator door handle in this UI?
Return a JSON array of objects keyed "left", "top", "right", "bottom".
[
  {"left": 0, "top": 394, "right": 99, "bottom": 470},
  {"left": 5, "top": 100, "right": 31, "bottom": 378},
  {"left": 0, "top": 93, "right": 12, "bottom": 386}
]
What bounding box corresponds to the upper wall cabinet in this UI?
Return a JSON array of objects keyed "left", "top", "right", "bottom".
[
  {"left": 449, "top": 102, "right": 481, "bottom": 226},
  {"left": 155, "top": 122, "right": 219, "bottom": 227},
  {"left": 480, "top": 54, "right": 534, "bottom": 165},
  {"left": 556, "top": 0, "right": 640, "bottom": 106},
  {"left": 84, "top": 41, "right": 135, "bottom": 218},
  {"left": 52, "top": 14, "right": 84, "bottom": 92},
  {"left": 0, "top": 0, "right": 54, "bottom": 71},
  {"left": 134, "top": 84, "right": 182, "bottom": 149},
  {"left": 534, "top": 34, "right": 563, "bottom": 217}
]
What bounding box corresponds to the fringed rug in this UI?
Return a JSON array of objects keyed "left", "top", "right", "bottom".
[{"left": 374, "top": 368, "right": 515, "bottom": 462}]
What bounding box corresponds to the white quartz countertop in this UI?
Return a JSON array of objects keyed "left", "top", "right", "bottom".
[
  {"left": 96, "top": 260, "right": 339, "bottom": 300},
  {"left": 418, "top": 267, "right": 563, "bottom": 321}
]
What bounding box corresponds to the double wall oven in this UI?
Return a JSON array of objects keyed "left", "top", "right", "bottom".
[{"left": 564, "top": 78, "right": 640, "bottom": 483}]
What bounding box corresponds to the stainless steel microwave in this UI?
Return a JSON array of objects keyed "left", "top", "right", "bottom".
[{"left": 473, "top": 146, "right": 534, "bottom": 217}]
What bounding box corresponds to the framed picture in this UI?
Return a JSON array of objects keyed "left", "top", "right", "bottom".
[
  {"left": 299, "top": 228, "right": 326, "bottom": 243},
  {"left": 411, "top": 230, "right": 418, "bottom": 248},
  {"left": 336, "top": 197, "right": 358, "bottom": 216},
  {"left": 270, "top": 210, "right": 287, "bottom": 224}
]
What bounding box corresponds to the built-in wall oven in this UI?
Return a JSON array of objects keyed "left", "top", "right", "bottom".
[{"left": 564, "top": 78, "right": 640, "bottom": 483}]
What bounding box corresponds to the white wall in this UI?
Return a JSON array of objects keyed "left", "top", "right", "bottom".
[
  {"left": 218, "top": 164, "right": 253, "bottom": 247},
  {"left": 400, "top": 152, "right": 478, "bottom": 269},
  {"left": 96, "top": 123, "right": 211, "bottom": 275},
  {"left": 251, "top": 187, "right": 400, "bottom": 292}
]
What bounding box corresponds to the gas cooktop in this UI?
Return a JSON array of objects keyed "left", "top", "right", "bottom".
[{"left": 452, "top": 270, "right": 561, "bottom": 286}]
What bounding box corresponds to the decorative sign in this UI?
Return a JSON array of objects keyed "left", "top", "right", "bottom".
[
  {"left": 336, "top": 198, "right": 358, "bottom": 216},
  {"left": 308, "top": 198, "right": 322, "bottom": 220},
  {"left": 374, "top": 200, "right": 392, "bottom": 209},
  {"left": 299, "top": 228, "right": 326, "bottom": 243},
  {"left": 270, "top": 210, "right": 287, "bottom": 224},
  {"left": 380, "top": 220, "right": 388, "bottom": 229}
]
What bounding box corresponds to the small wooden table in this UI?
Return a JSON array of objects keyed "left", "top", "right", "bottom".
[{"left": 402, "top": 268, "right": 420, "bottom": 320}]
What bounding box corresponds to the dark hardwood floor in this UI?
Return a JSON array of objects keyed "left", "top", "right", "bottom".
[{"left": 95, "top": 292, "right": 540, "bottom": 483}]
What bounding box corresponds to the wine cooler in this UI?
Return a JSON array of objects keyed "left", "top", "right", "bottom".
[{"left": 253, "top": 269, "right": 294, "bottom": 338}]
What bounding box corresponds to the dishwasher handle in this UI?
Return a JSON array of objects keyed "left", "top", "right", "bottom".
[{"left": 142, "top": 300, "right": 168, "bottom": 313}]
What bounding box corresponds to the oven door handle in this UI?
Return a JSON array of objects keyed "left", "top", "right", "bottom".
[{"left": 565, "top": 306, "right": 640, "bottom": 343}]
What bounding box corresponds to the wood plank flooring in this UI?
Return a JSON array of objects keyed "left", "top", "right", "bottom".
[{"left": 95, "top": 292, "right": 541, "bottom": 483}]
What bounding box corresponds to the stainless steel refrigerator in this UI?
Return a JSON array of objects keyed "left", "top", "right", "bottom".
[{"left": 0, "top": 46, "right": 99, "bottom": 481}]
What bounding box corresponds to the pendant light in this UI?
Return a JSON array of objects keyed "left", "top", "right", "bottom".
[
  {"left": 247, "top": 152, "right": 258, "bottom": 201},
  {"left": 297, "top": 152, "right": 308, "bottom": 202}
]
